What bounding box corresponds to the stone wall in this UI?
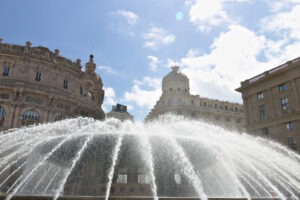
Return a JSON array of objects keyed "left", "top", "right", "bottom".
[
  {"left": 0, "top": 40, "right": 105, "bottom": 131},
  {"left": 145, "top": 67, "right": 245, "bottom": 132},
  {"left": 236, "top": 57, "right": 300, "bottom": 152}
]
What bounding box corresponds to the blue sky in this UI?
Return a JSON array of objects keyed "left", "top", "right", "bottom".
[{"left": 1, "top": 0, "right": 300, "bottom": 121}]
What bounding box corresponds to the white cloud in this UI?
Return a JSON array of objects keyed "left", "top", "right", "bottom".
[
  {"left": 262, "top": 5, "right": 300, "bottom": 40},
  {"left": 147, "top": 55, "right": 159, "bottom": 71},
  {"left": 103, "top": 87, "right": 117, "bottom": 112},
  {"left": 186, "top": 48, "right": 202, "bottom": 58},
  {"left": 98, "top": 65, "right": 119, "bottom": 75},
  {"left": 133, "top": 77, "right": 161, "bottom": 89},
  {"left": 260, "top": 2, "right": 300, "bottom": 63},
  {"left": 166, "top": 58, "right": 181, "bottom": 68},
  {"left": 180, "top": 25, "right": 272, "bottom": 102},
  {"left": 116, "top": 10, "right": 139, "bottom": 25},
  {"left": 179, "top": 23, "right": 298, "bottom": 103},
  {"left": 266, "top": 0, "right": 300, "bottom": 12},
  {"left": 187, "top": 0, "right": 250, "bottom": 31},
  {"left": 124, "top": 77, "right": 161, "bottom": 109},
  {"left": 143, "top": 27, "right": 175, "bottom": 49},
  {"left": 126, "top": 104, "right": 134, "bottom": 111}
]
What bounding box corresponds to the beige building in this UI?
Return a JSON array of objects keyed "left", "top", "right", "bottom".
[
  {"left": 145, "top": 66, "right": 245, "bottom": 131},
  {"left": 0, "top": 38, "right": 105, "bottom": 131},
  {"left": 106, "top": 103, "right": 134, "bottom": 121},
  {"left": 236, "top": 57, "right": 300, "bottom": 152}
]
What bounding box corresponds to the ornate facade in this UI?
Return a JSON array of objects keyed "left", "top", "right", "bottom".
[
  {"left": 0, "top": 38, "right": 105, "bottom": 131},
  {"left": 145, "top": 66, "right": 245, "bottom": 131},
  {"left": 236, "top": 57, "right": 300, "bottom": 152}
]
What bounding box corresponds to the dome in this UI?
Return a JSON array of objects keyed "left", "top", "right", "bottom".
[{"left": 162, "top": 66, "right": 190, "bottom": 94}]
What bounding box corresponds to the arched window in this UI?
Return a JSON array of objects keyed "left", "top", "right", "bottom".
[
  {"left": 0, "top": 106, "right": 6, "bottom": 118},
  {"left": 177, "top": 98, "right": 182, "bottom": 105},
  {"left": 54, "top": 114, "right": 63, "bottom": 122},
  {"left": 0, "top": 106, "right": 6, "bottom": 132},
  {"left": 23, "top": 111, "right": 39, "bottom": 121},
  {"left": 82, "top": 82, "right": 94, "bottom": 100},
  {"left": 22, "top": 111, "right": 39, "bottom": 126}
]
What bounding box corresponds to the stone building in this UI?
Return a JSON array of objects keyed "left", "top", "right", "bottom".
[
  {"left": 106, "top": 103, "right": 134, "bottom": 121},
  {"left": 0, "top": 38, "right": 105, "bottom": 131},
  {"left": 236, "top": 57, "right": 300, "bottom": 152},
  {"left": 145, "top": 66, "right": 245, "bottom": 131}
]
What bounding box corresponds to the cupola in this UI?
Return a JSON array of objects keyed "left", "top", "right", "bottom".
[
  {"left": 162, "top": 66, "right": 190, "bottom": 94},
  {"left": 85, "top": 54, "right": 96, "bottom": 72}
]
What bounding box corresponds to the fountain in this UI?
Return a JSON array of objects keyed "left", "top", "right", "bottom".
[{"left": 0, "top": 116, "right": 299, "bottom": 200}]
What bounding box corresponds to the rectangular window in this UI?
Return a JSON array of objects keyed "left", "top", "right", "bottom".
[
  {"left": 138, "top": 174, "right": 150, "bottom": 184},
  {"left": 215, "top": 104, "right": 218, "bottom": 108},
  {"left": 288, "top": 137, "right": 296, "bottom": 145},
  {"left": 177, "top": 98, "right": 182, "bottom": 105},
  {"left": 286, "top": 122, "right": 294, "bottom": 131},
  {"left": 116, "top": 174, "right": 127, "bottom": 184},
  {"left": 281, "top": 97, "right": 289, "bottom": 111},
  {"left": 225, "top": 105, "right": 228, "bottom": 110},
  {"left": 257, "top": 92, "right": 264, "bottom": 100},
  {"left": 35, "top": 72, "right": 41, "bottom": 81},
  {"left": 235, "top": 107, "right": 238, "bottom": 112},
  {"left": 57, "top": 103, "right": 71, "bottom": 111},
  {"left": 288, "top": 137, "right": 297, "bottom": 151},
  {"left": 0, "top": 94, "right": 9, "bottom": 99},
  {"left": 203, "top": 102, "right": 207, "bottom": 107},
  {"left": 25, "top": 96, "right": 43, "bottom": 104},
  {"left": 262, "top": 127, "right": 268, "bottom": 135},
  {"left": 279, "top": 83, "right": 286, "bottom": 92},
  {"left": 259, "top": 105, "right": 265, "bottom": 117},
  {"left": 3, "top": 67, "right": 9, "bottom": 76},
  {"left": 63, "top": 80, "right": 68, "bottom": 88}
]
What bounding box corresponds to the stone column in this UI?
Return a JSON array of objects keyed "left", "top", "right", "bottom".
[
  {"left": 12, "top": 105, "right": 20, "bottom": 128},
  {"left": 267, "top": 87, "right": 276, "bottom": 118},
  {"left": 290, "top": 79, "right": 300, "bottom": 111},
  {"left": 242, "top": 96, "right": 250, "bottom": 125},
  {"left": 43, "top": 109, "right": 49, "bottom": 123},
  {"left": 246, "top": 95, "right": 254, "bottom": 125}
]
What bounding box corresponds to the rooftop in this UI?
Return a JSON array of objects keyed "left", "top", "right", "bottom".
[
  {"left": 0, "top": 38, "right": 82, "bottom": 73},
  {"left": 236, "top": 56, "right": 300, "bottom": 91}
]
